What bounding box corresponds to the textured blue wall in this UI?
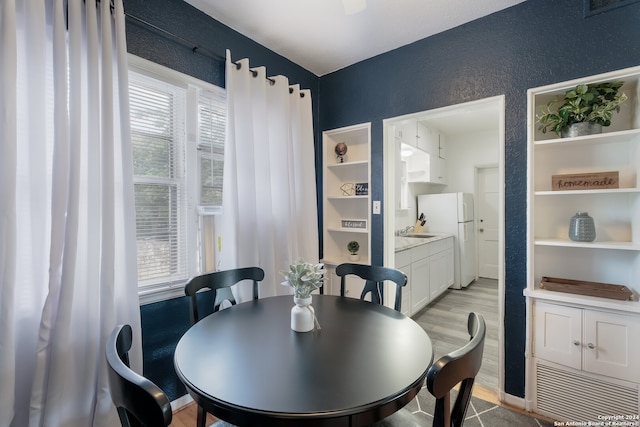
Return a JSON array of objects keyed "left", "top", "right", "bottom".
[
  {"left": 126, "top": 0, "right": 640, "bottom": 401},
  {"left": 319, "top": 0, "right": 640, "bottom": 397}
]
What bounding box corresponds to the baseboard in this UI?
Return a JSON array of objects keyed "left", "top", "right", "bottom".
[
  {"left": 501, "top": 391, "right": 526, "bottom": 410},
  {"left": 171, "top": 394, "right": 193, "bottom": 412}
]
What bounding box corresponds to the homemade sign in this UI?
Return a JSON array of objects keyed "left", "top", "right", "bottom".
[{"left": 551, "top": 171, "right": 618, "bottom": 191}]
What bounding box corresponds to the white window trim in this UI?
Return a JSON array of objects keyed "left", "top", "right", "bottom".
[{"left": 128, "top": 54, "right": 225, "bottom": 305}]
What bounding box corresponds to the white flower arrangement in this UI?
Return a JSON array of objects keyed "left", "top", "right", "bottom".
[{"left": 281, "top": 258, "right": 325, "bottom": 299}]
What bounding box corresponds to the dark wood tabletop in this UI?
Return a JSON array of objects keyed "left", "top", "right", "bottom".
[{"left": 174, "top": 294, "right": 433, "bottom": 427}]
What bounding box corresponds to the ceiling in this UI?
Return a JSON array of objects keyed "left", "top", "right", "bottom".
[{"left": 184, "top": 0, "right": 525, "bottom": 76}]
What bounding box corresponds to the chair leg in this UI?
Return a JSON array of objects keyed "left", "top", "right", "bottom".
[
  {"left": 433, "top": 393, "right": 451, "bottom": 427},
  {"left": 197, "top": 405, "right": 207, "bottom": 427},
  {"left": 451, "top": 378, "right": 474, "bottom": 427}
]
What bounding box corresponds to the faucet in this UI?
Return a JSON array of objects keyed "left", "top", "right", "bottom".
[{"left": 397, "top": 226, "right": 414, "bottom": 236}]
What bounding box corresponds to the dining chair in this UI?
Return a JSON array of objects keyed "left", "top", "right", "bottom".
[
  {"left": 335, "top": 263, "right": 407, "bottom": 311},
  {"left": 106, "top": 324, "right": 172, "bottom": 427},
  {"left": 372, "top": 312, "right": 486, "bottom": 427},
  {"left": 184, "top": 266, "right": 265, "bottom": 324},
  {"left": 184, "top": 267, "right": 264, "bottom": 427}
]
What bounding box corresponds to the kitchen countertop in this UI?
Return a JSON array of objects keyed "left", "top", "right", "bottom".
[{"left": 395, "top": 233, "right": 454, "bottom": 252}]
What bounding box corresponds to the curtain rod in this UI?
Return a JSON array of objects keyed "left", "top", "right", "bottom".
[{"left": 124, "top": 12, "right": 305, "bottom": 97}]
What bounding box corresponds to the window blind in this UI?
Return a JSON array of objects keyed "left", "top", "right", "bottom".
[
  {"left": 197, "top": 89, "right": 226, "bottom": 212},
  {"left": 129, "top": 72, "right": 188, "bottom": 286}
]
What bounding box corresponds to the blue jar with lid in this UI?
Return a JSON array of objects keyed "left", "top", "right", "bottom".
[{"left": 569, "top": 212, "right": 595, "bottom": 242}]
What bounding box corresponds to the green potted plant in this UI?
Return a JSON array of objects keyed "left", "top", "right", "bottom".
[
  {"left": 536, "top": 81, "right": 628, "bottom": 138},
  {"left": 347, "top": 240, "right": 360, "bottom": 261}
]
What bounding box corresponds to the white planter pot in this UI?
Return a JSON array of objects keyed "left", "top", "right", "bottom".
[
  {"left": 349, "top": 253, "right": 360, "bottom": 262},
  {"left": 291, "top": 296, "right": 315, "bottom": 332}
]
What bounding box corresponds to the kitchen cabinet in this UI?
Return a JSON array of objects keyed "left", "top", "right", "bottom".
[
  {"left": 395, "top": 249, "right": 412, "bottom": 316},
  {"left": 533, "top": 301, "right": 640, "bottom": 381},
  {"left": 394, "top": 120, "right": 417, "bottom": 146},
  {"left": 394, "top": 236, "right": 454, "bottom": 315},
  {"left": 525, "top": 65, "right": 640, "bottom": 422},
  {"left": 405, "top": 123, "right": 446, "bottom": 185},
  {"left": 429, "top": 238, "right": 454, "bottom": 299},
  {"left": 410, "top": 244, "right": 430, "bottom": 313}
]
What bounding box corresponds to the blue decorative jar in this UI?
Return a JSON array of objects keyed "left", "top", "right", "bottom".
[{"left": 569, "top": 212, "right": 595, "bottom": 242}]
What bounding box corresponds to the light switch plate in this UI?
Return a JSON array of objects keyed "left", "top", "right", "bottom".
[{"left": 373, "top": 200, "right": 381, "bottom": 214}]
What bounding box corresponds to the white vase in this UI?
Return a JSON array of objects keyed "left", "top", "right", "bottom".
[
  {"left": 291, "top": 296, "right": 315, "bottom": 332},
  {"left": 349, "top": 253, "right": 359, "bottom": 262}
]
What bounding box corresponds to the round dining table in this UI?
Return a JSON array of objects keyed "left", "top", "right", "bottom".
[{"left": 174, "top": 294, "right": 433, "bottom": 427}]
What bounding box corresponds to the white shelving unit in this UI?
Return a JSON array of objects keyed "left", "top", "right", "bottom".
[
  {"left": 322, "top": 123, "right": 371, "bottom": 295},
  {"left": 525, "top": 66, "right": 640, "bottom": 422}
]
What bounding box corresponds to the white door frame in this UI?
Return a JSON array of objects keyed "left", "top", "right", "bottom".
[{"left": 383, "top": 95, "right": 506, "bottom": 398}]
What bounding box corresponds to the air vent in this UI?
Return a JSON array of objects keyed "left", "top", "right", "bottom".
[
  {"left": 536, "top": 362, "right": 639, "bottom": 421},
  {"left": 584, "top": 0, "right": 640, "bottom": 17}
]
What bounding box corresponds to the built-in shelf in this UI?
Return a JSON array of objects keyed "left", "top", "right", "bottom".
[
  {"left": 322, "top": 123, "right": 371, "bottom": 295},
  {"left": 327, "top": 227, "right": 369, "bottom": 234},
  {"left": 327, "top": 160, "right": 368, "bottom": 169},
  {"left": 533, "top": 128, "right": 640, "bottom": 147},
  {"left": 533, "top": 239, "right": 640, "bottom": 251},
  {"left": 534, "top": 188, "right": 640, "bottom": 196},
  {"left": 526, "top": 66, "right": 640, "bottom": 421}
]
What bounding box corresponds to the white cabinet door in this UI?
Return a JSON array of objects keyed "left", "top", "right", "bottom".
[
  {"left": 411, "top": 256, "right": 430, "bottom": 313},
  {"left": 416, "top": 122, "right": 438, "bottom": 154},
  {"left": 395, "top": 121, "right": 416, "bottom": 146},
  {"left": 583, "top": 310, "right": 640, "bottom": 382},
  {"left": 533, "top": 302, "right": 582, "bottom": 370},
  {"left": 395, "top": 250, "right": 412, "bottom": 316},
  {"left": 444, "top": 245, "right": 454, "bottom": 288}
]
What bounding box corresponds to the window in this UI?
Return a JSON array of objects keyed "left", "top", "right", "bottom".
[{"left": 128, "top": 55, "right": 225, "bottom": 303}]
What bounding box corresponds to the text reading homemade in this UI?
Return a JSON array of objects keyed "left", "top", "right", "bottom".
[{"left": 551, "top": 171, "right": 619, "bottom": 191}]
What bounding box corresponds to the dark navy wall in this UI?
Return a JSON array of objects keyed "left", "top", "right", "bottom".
[
  {"left": 318, "top": 0, "right": 640, "bottom": 397},
  {"left": 125, "top": 0, "right": 640, "bottom": 402}
]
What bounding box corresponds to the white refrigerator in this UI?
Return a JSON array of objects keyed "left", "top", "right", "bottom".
[{"left": 417, "top": 192, "right": 476, "bottom": 289}]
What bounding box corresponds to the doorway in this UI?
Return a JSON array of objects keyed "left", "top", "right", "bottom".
[{"left": 382, "top": 95, "right": 505, "bottom": 396}]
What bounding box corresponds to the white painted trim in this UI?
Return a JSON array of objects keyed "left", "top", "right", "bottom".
[
  {"left": 383, "top": 95, "right": 507, "bottom": 396},
  {"left": 501, "top": 392, "right": 526, "bottom": 410},
  {"left": 171, "top": 393, "right": 194, "bottom": 412}
]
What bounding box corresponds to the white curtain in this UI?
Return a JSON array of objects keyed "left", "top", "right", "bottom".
[
  {"left": 221, "top": 51, "right": 319, "bottom": 299},
  {"left": 0, "top": 1, "right": 140, "bottom": 426}
]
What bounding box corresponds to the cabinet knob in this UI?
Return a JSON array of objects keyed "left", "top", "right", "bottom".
[
  {"left": 573, "top": 340, "right": 580, "bottom": 346},
  {"left": 587, "top": 343, "right": 595, "bottom": 349}
]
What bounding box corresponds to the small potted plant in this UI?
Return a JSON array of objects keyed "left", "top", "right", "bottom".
[
  {"left": 347, "top": 240, "right": 360, "bottom": 261},
  {"left": 536, "top": 81, "right": 628, "bottom": 138},
  {"left": 281, "top": 258, "right": 325, "bottom": 332}
]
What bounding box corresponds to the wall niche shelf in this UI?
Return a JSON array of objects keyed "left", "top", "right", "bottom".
[
  {"left": 525, "top": 66, "right": 640, "bottom": 422},
  {"left": 321, "top": 123, "right": 372, "bottom": 294}
]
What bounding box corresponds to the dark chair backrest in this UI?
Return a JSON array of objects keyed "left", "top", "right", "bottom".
[
  {"left": 427, "top": 312, "right": 486, "bottom": 427},
  {"left": 335, "top": 263, "right": 407, "bottom": 311},
  {"left": 184, "top": 266, "right": 265, "bottom": 324},
  {"left": 106, "top": 324, "right": 172, "bottom": 427}
]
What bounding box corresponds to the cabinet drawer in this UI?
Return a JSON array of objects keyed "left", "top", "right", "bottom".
[
  {"left": 395, "top": 249, "right": 411, "bottom": 268},
  {"left": 411, "top": 243, "right": 430, "bottom": 261},
  {"left": 429, "top": 238, "right": 449, "bottom": 254}
]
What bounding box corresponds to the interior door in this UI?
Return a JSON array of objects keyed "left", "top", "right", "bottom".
[{"left": 477, "top": 166, "right": 499, "bottom": 279}]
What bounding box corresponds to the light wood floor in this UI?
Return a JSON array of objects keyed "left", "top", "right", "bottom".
[{"left": 412, "top": 277, "right": 500, "bottom": 391}]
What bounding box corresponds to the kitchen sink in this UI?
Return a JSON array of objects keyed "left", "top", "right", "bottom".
[{"left": 403, "top": 233, "right": 438, "bottom": 238}]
